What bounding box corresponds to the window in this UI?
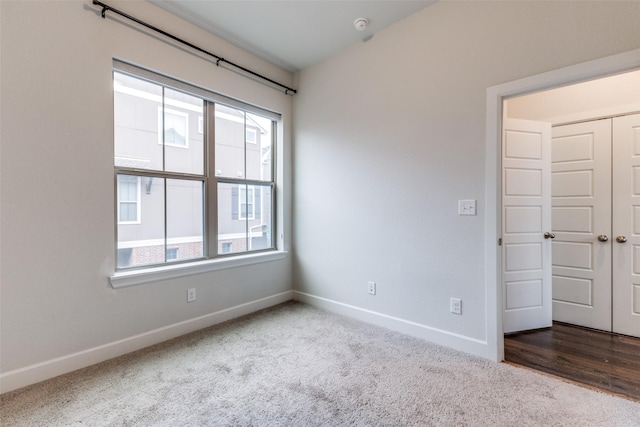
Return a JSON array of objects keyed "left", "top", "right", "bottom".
[
  {"left": 117, "top": 175, "right": 140, "bottom": 224},
  {"left": 117, "top": 248, "right": 133, "bottom": 268},
  {"left": 166, "top": 248, "right": 179, "bottom": 260},
  {"left": 158, "top": 109, "right": 188, "bottom": 147},
  {"left": 214, "top": 104, "right": 273, "bottom": 255},
  {"left": 234, "top": 186, "right": 256, "bottom": 220},
  {"left": 246, "top": 128, "right": 257, "bottom": 144},
  {"left": 113, "top": 62, "right": 278, "bottom": 270}
]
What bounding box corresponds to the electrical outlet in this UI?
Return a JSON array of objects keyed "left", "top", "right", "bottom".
[
  {"left": 368, "top": 281, "right": 376, "bottom": 295},
  {"left": 187, "top": 288, "right": 197, "bottom": 303},
  {"left": 450, "top": 297, "right": 462, "bottom": 315}
]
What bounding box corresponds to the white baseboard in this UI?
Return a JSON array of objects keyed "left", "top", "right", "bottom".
[
  {"left": 0, "top": 290, "right": 294, "bottom": 394},
  {"left": 293, "top": 291, "right": 490, "bottom": 359}
]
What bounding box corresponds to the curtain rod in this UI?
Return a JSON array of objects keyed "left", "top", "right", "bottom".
[{"left": 92, "top": 0, "right": 297, "bottom": 95}]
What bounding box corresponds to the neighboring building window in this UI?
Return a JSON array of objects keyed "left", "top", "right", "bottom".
[
  {"left": 166, "top": 248, "right": 179, "bottom": 260},
  {"left": 241, "top": 186, "right": 255, "bottom": 220},
  {"left": 158, "top": 108, "right": 188, "bottom": 147},
  {"left": 118, "top": 248, "right": 133, "bottom": 268},
  {"left": 117, "top": 175, "right": 140, "bottom": 224},
  {"left": 113, "top": 63, "right": 278, "bottom": 269},
  {"left": 232, "top": 186, "right": 257, "bottom": 220},
  {"left": 246, "top": 128, "right": 257, "bottom": 144}
]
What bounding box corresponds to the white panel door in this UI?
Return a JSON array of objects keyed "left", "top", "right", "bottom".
[
  {"left": 612, "top": 113, "right": 640, "bottom": 338},
  {"left": 503, "top": 118, "right": 552, "bottom": 333},
  {"left": 551, "top": 120, "right": 612, "bottom": 331}
]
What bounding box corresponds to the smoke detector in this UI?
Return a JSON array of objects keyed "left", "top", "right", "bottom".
[{"left": 353, "top": 18, "right": 368, "bottom": 31}]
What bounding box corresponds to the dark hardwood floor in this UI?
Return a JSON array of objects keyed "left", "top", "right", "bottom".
[{"left": 504, "top": 322, "right": 640, "bottom": 402}]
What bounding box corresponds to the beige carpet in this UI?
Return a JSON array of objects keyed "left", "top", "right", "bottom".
[{"left": 1, "top": 301, "right": 639, "bottom": 426}]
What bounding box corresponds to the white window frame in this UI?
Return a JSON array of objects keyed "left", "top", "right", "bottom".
[
  {"left": 158, "top": 107, "right": 189, "bottom": 148},
  {"left": 110, "top": 60, "right": 286, "bottom": 288},
  {"left": 117, "top": 175, "right": 141, "bottom": 225}
]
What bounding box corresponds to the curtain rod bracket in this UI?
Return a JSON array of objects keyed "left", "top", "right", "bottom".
[
  {"left": 101, "top": 7, "right": 107, "bottom": 19},
  {"left": 216, "top": 58, "right": 223, "bottom": 67}
]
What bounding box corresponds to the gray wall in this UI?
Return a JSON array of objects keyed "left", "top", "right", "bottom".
[
  {"left": 2, "top": 0, "right": 640, "bottom": 392},
  {"left": 293, "top": 0, "right": 640, "bottom": 354},
  {"left": 0, "top": 0, "right": 292, "bottom": 387}
]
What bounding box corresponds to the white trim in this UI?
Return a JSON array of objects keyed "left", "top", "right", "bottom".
[
  {"left": 215, "top": 110, "right": 247, "bottom": 125},
  {"left": 114, "top": 156, "right": 152, "bottom": 169},
  {"left": 293, "top": 291, "right": 489, "bottom": 359},
  {"left": 118, "top": 235, "right": 203, "bottom": 249},
  {"left": 117, "top": 233, "right": 262, "bottom": 249},
  {"left": 0, "top": 291, "right": 294, "bottom": 395},
  {"left": 113, "top": 82, "right": 259, "bottom": 126},
  {"left": 485, "top": 48, "right": 640, "bottom": 363},
  {"left": 114, "top": 81, "right": 202, "bottom": 113},
  {"left": 110, "top": 250, "right": 288, "bottom": 288},
  {"left": 219, "top": 232, "right": 257, "bottom": 240}
]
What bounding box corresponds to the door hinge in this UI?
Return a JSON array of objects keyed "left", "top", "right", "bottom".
[{"left": 498, "top": 237, "right": 502, "bottom": 246}]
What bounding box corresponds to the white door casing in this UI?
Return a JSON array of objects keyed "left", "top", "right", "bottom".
[
  {"left": 612, "top": 113, "right": 640, "bottom": 337},
  {"left": 551, "top": 120, "right": 612, "bottom": 331},
  {"left": 487, "top": 50, "right": 640, "bottom": 362},
  {"left": 502, "top": 118, "right": 552, "bottom": 333}
]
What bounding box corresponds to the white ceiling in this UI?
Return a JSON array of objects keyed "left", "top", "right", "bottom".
[{"left": 150, "top": 1, "right": 436, "bottom": 72}]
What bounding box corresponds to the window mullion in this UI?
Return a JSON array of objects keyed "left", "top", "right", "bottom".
[
  {"left": 271, "top": 120, "right": 277, "bottom": 250},
  {"left": 243, "top": 113, "right": 249, "bottom": 251},
  {"left": 207, "top": 101, "right": 218, "bottom": 258},
  {"left": 162, "top": 87, "right": 167, "bottom": 263},
  {"left": 161, "top": 178, "right": 166, "bottom": 263}
]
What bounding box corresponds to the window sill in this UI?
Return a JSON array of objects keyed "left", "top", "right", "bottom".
[{"left": 110, "top": 251, "right": 288, "bottom": 289}]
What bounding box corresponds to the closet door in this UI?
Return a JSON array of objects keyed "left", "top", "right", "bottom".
[
  {"left": 502, "top": 118, "right": 552, "bottom": 333},
  {"left": 551, "top": 120, "right": 612, "bottom": 331},
  {"left": 612, "top": 113, "right": 640, "bottom": 338}
]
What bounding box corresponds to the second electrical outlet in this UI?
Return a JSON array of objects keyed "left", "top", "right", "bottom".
[
  {"left": 450, "top": 297, "right": 462, "bottom": 315},
  {"left": 187, "top": 288, "right": 197, "bottom": 303},
  {"left": 368, "top": 281, "right": 376, "bottom": 295}
]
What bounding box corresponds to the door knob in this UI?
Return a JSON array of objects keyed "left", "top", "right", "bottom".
[
  {"left": 597, "top": 235, "right": 608, "bottom": 242},
  {"left": 544, "top": 232, "right": 555, "bottom": 239},
  {"left": 616, "top": 235, "right": 627, "bottom": 243}
]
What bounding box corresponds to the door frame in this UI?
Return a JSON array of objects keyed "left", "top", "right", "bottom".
[{"left": 485, "top": 48, "right": 640, "bottom": 362}]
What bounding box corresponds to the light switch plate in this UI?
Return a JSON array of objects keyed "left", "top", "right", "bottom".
[{"left": 458, "top": 200, "right": 477, "bottom": 216}]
